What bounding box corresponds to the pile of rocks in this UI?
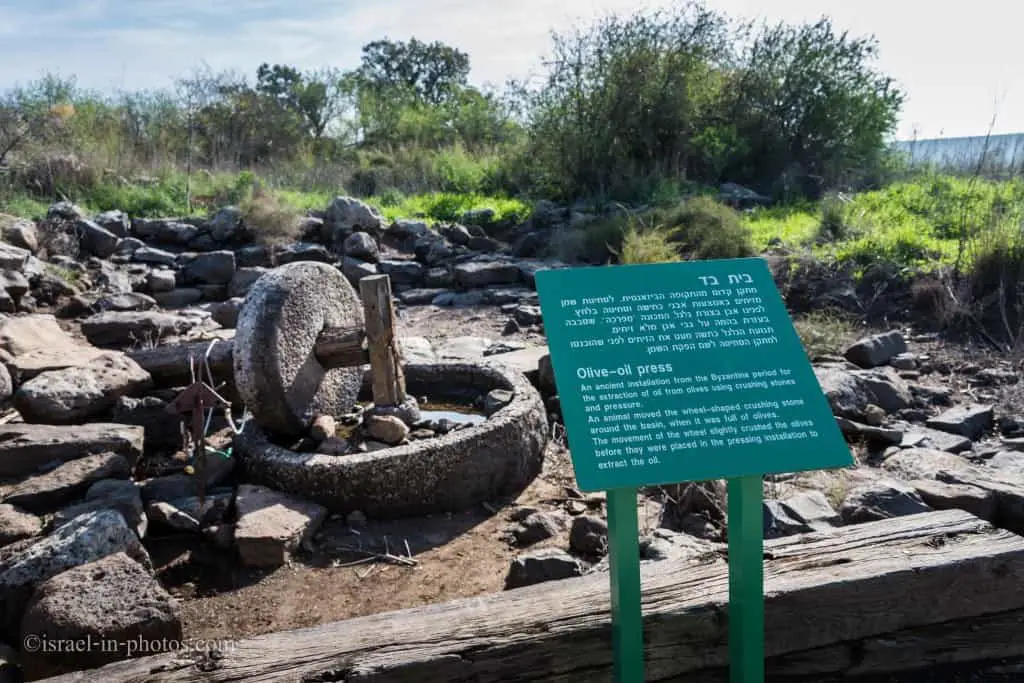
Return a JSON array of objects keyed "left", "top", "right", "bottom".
[
  {"left": 501, "top": 329, "right": 1024, "bottom": 589},
  {"left": 0, "top": 197, "right": 560, "bottom": 344},
  {"left": 0, "top": 304, "right": 548, "bottom": 678}
]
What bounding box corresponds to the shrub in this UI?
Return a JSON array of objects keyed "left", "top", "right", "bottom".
[
  {"left": 963, "top": 226, "right": 1024, "bottom": 348},
  {"left": 616, "top": 220, "right": 680, "bottom": 264},
  {"left": 816, "top": 193, "right": 857, "bottom": 242},
  {"left": 654, "top": 196, "right": 754, "bottom": 260},
  {"left": 240, "top": 184, "right": 303, "bottom": 247}
]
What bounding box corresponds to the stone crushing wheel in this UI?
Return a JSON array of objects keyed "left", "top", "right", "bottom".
[{"left": 233, "top": 261, "right": 373, "bottom": 436}]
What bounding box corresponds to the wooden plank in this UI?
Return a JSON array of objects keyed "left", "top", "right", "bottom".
[
  {"left": 764, "top": 608, "right": 1024, "bottom": 680},
  {"left": 129, "top": 325, "right": 370, "bottom": 390},
  {"left": 127, "top": 340, "right": 234, "bottom": 389},
  {"left": 358, "top": 274, "right": 406, "bottom": 406},
  {"left": 312, "top": 325, "right": 370, "bottom": 369},
  {"left": 35, "top": 510, "right": 1024, "bottom": 682}
]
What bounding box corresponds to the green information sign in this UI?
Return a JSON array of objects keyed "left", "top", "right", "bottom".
[
  {"left": 535, "top": 256, "right": 853, "bottom": 683},
  {"left": 536, "top": 257, "right": 851, "bottom": 491}
]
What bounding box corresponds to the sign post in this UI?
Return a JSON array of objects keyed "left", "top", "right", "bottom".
[{"left": 535, "top": 257, "right": 852, "bottom": 682}]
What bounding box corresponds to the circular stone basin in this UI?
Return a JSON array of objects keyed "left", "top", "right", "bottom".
[{"left": 234, "top": 362, "right": 549, "bottom": 518}]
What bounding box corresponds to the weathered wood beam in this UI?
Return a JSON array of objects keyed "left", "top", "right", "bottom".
[
  {"left": 358, "top": 274, "right": 406, "bottom": 406},
  {"left": 35, "top": 510, "right": 1024, "bottom": 682},
  {"left": 127, "top": 340, "right": 234, "bottom": 389},
  {"left": 128, "top": 325, "right": 371, "bottom": 391},
  {"left": 312, "top": 324, "right": 370, "bottom": 370}
]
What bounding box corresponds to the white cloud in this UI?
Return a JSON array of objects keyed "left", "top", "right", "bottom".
[{"left": 0, "top": 0, "right": 1020, "bottom": 138}]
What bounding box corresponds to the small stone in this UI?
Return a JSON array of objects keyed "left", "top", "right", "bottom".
[
  {"left": 0, "top": 504, "right": 42, "bottom": 546},
  {"left": 639, "top": 536, "right": 676, "bottom": 561},
  {"left": 13, "top": 352, "right": 152, "bottom": 424},
  {"left": 839, "top": 478, "right": 933, "bottom": 524},
  {"left": 51, "top": 479, "right": 147, "bottom": 538},
  {"left": 926, "top": 404, "right": 995, "bottom": 441},
  {"left": 910, "top": 479, "right": 997, "bottom": 521},
  {"left": 862, "top": 404, "right": 887, "bottom": 426},
  {"left": 569, "top": 515, "right": 608, "bottom": 556},
  {"left": 145, "top": 502, "right": 200, "bottom": 533},
  {"left": 890, "top": 353, "right": 918, "bottom": 370},
  {"left": 843, "top": 330, "right": 907, "bottom": 368},
  {"left": 679, "top": 512, "right": 720, "bottom": 540},
  {"left": 835, "top": 417, "right": 903, "bottom": 446},
  {"left": 504, "top": 548, "right": 584, "bottom": 589},
  {"left": 3, "top": 453, "right": 131, "bottom": 514},
  {"left": 19, "top": 552, "right": 180, "bottom": 672},
  {"left": 763, "top": 500, "right": 814, "bottom": 539},
  {"left": 998, "top": 415, "right": 1024, "bottom": 437},
  {"left": 364, "top": 414, "right": 410, "bottom": 446},
  {"left": 513, "top": 305, "right": 543, "bottom": 326},
  {"left": 899, "top": 425, "right": 973, "bottom": 454},
  {"left": 183, "top": 250, "right": 236, "bottom": 285},
  {"left": 484, "top": 389, "right": 514, "bottom": 417},
  {"left": 513, "top": 511, "right": 563, "bottom": 546},
  {"left": 777, "top": 490, "right": 839, "bottom": 528},
  {"left": 75, "top": 219, "right": 121, "bottom": 259},
  {"left": 565, "top": 500, "right": 587, "bottom": 516},
  {"left": 311, "top": 415, "right": 337, "bottom": 443},
  {"left": 316, "top": 437, "right": 350, "bottom": 455},
  {"left": 145, "top": 269, "right": 177, "bottom": 293},
  {"left": 342, "top": 232, "right": 380, "bottom": 262},
  {"left": 234, "top": 484, "right": 327, "bottom": 568}
]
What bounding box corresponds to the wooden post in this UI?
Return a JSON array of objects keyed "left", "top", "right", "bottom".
[{"left": 358, "top": 274, "right": 406, "bottom": 406}]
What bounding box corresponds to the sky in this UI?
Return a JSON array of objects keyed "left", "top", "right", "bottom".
[{"left": 0, "top": 0, "right": 1019, "bottom": 141}]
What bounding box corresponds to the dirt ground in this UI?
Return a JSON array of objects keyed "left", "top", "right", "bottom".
[{"left": 154, "top": 441, "right": 580, "bottom": 640}]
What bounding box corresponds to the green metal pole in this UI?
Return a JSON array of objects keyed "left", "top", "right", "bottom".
[
  {"left": 606, "top": 487, "right": 645, "bottom": 683},
  {"left": 728, "top": 475, "right": 765, "bottom": 683}
]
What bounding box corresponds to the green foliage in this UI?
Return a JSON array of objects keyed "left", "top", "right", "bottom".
[
  {"left": 616, "top": 221, "right": 681, "bottom": 264},
  {"left": 554, "top": 196, "right": 753, "bottom": 264},
  {"left": 0, "top": 9, "right": 910, "bottom": 237},
  {"left": 725, "top": 18, "right": 903, "bottom": 198},
  {"left": 652, "top": 196, "right": 755, "bottom": 260},
  {"left": 816, "top": 194, "right": 859, "bottom": 242},
  {"left": 369, "top": 191, "right": 531, "bottom": 224},
  {"left": 520, "top": 3, "right": 902, "bottom": 201}
]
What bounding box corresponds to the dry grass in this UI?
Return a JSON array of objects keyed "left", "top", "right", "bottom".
[
  {"left": 616, "top": 223, "right": 680, "bottom": 264},
  {"left": 792, "top": 311, "right": 858, "bottom": 359},
  {"left": 240, "top": 183, "right": 303, "bottom": 248}
]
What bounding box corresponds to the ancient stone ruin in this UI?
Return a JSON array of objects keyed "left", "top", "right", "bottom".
[{"left": 0, "top": 196, "right": 1021, "bottom": 681}]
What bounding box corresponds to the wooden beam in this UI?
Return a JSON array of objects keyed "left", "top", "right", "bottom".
[
  {"left": 127, "top": 340, "right": 234, "bottom": 389},
  {"left": 312, "top": 325, "right": 370, "bottom": 369},
  {"left": 128, "top": 326, "right": 370, "bottom": 390},
  {"left": 358, "top": 274, "right": 406, "bottom": 406},
  {"left": 33, "top": 510, "right": 1024, "bottom": 682}
]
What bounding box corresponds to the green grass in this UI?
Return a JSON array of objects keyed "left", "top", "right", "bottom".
[
  {"left": 0, "top": 169, "right": 533, "bottom": 228},
  {"left": 365, "top": 191, "right": 532, "bottom": 224},
  {"left": 741, "top": 174, "right": 1024, "bottom": 272},
  {"left": 4, "top": 166, "right": 1024, "bottom": 280},
  {"left": 743, "top": 203, "right": 821, "bottom": 249}
]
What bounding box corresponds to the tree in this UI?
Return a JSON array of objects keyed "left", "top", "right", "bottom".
[
  {"left": 522, "top": 2, "right": 732, "bottom": 199},
  {"left": 355, "top": 38, "right": 470, "bottom": 105},
  {"left": 724, "top": 17, "right": 904, "bottom": 197}
]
